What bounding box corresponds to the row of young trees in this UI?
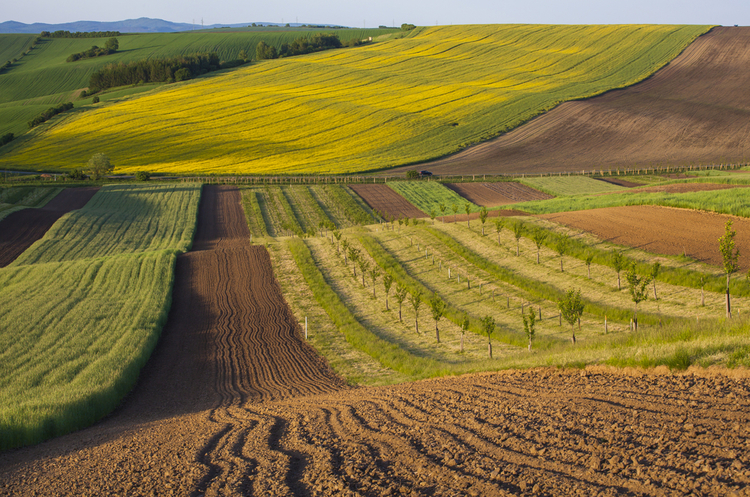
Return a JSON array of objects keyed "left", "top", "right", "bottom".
[
  {"left": 28, "top": 102, "right": 73, "bottom": 128},
  {"left": 66, "top": 38, "right": 118, "bottom": 62},
  {"left": 41, "top": 30, "right": 121, "bottom": 38},
  {"left": 255, "top": 33, "right": 346, "bottom": 60}
]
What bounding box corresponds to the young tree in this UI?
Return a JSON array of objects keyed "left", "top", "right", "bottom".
[
  {"left": 369, "top": 266, "right": 380, "bottom": 297},
  {"left": 357, "top": 258, "right": 369, "bottom": 286},
  {"left": 555, "top": 236, "right": 568, "bottom": 272},
  {"left": 451, "top": 203, "right": 458, "bottom": 223},
  {"left": 650, "top": 262, "right": 661, "bottom": 300},
  {"left": 395, "top": 285, "right": 408, "bottom": 322},
  {"left": 612, "top": 250, "right": 625, "bottom": 290},
  {"left": 585, "top": 253, "right": 594, "bottom": 279},
  {"left": 239, "top": 49, "right": 249, "bottom": 61},
  {"left": 464, "top": 202, "right": 472, "bottom": 228},
  {"left": 479, "top": 207, "right": 488, "bottom": 235},
  {"left": 512, "top": 221, "right": 524, "bottom": 256},
  {"left": 522, "top": 306, "right": 536, "bottom": 351},
  {"left": 408, "top": 289, "right": 423, "bottom": 333},
  {"left": 626, "top": 263, "right": 651, "bottom": 331},
  {"left": 494, "top": 218, "right": 504, "bottom": 245},
  {"left": 87, "top": 153, "right": 113, "bottom": 180},
  {"left": 429, "top": 293, "right": 446, "bottom": 343},
  {"left": 439, "top": 203, "right": 446, "bottom": 222},
  {"left": 558, "top": 288, "right": 584, "bottom": 344},
  {"left": 481, "top": 315, "right": 496, "bottom": 358},
  {"left": 348, "top": 246, "right": 360, "bottom": 278},
  {"left": 430, "top": 209, "right": 436, "bottom": 225},
  {"left": 382, "top": 273, "right": 394, "bottom": 310},
  {"left": 105, "top": 37, "right": 119, "bottom": 51},
  {"left": 333, "top": 230, "right": 342, "bottom": 253},
  {"left": 460, "top": 314, "right": 470, "bottom": 352},
  {"left": 341, "top": 239, "right": 350, "bottom": 263},
  {"left": 719, "top": 219, "right": 740, "bottom": 318},
  {"left": 531, "top": 228, "right": 547, "bottom": 264}
]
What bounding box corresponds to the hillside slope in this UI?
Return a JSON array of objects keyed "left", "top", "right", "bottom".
[
  {"left": 409, "top": 26, "right": 750, "bottom": 174},
  {"left": 0, "top": 24, "right": 709, "bottom": 175}
]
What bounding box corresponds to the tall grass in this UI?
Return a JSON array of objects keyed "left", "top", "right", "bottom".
[
  {"left": 0, "top": 24, "right": 710, "bottom": 174},
  {"left": 0, "top": 183, "right": 201, "bottom": 450}
]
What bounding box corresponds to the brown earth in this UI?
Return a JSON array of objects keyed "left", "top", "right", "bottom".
[
  {"left": 540, "top": 205, "right": 750, "bottom": 270},
  {"left": 445, "top": 182, "right": 553, "bottom": 207},
  {"left": 0, "top": 187, "right": 99, "bottom": 267},
  {"left": 2, "top": 187, "right": 750, "bottom": 496},
  {"left": 619, "top": 183, "right": 748, "bottom": 196},
  {"left": 350, "top": 184, "right": 425, "bottom": 219},
  {"left": 393, "top": 26, "right": 750, "bottom": 175},
  {"left": 594, "top": 178, "right": 643, "bottom": 188}
]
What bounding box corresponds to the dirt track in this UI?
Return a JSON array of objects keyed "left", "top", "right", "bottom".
[
  {"left": 2, "top": 187, "right": 750, "bottom": 496},
  {"left": 398, "top": 27, "right": 750, "bottom": 175},
  {"left": 540, "top": 205, "right": 750, "bottom": 271},
  {"left": 0, "top": 187, "right": 99, "bottom": 267}
]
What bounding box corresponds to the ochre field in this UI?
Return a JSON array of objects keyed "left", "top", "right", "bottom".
[{"left": 0, "top": 24, "right": 709, "bottom": 175}]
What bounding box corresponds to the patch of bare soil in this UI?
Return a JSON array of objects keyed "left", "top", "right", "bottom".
[
  {"left": 0, "top": 187, "right": 99, "bottom": 267},
  {"left": 445, "top": 182, "right": 553, "bottom": 207},
  {"left": 349, "top": 184, "right": 425, "bottom": 219},
  {"left": 1, "top": 189, "right": 749, "bottom": 496},
  {"left": 540, "top": 205, "right": 750, "bottom": 270},
  {"left": 624, "top": 183, "right": 749, "bottom": 195},
  {"left": 393, "top": 27, "right": 750, "bottom": 175}
]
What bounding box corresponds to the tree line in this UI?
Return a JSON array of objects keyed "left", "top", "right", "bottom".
[
  {"left": 67, "top": 38, "right": 118, "bottom": 62},
  {"left": 41, "top": 30, "right": 121, "bottom": 38},
  {"left": 87, "top": 52, "right": 246, "bottom": 92},
  {"left": 28, "top": 102, "right": 73, "bottom": 128},
  {"left": 256, "top": 32, "right": 353, "bottom": 60}
]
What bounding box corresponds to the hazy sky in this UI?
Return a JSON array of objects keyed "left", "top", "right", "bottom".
[{"left": 3, "top": 0, "right": 749, "bottom": 27}]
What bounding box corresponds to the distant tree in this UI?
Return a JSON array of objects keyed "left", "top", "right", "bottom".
[
  {"left": 105, "top": 37, "right": 119, "bottom": 51},
  {"left": 87, "top": 153, "right": 113, "bottom": 180},
  {"left": 558, "top": 288, "right": 584, "bottom": 344},
  {"left": 348, "top": 246, "right": 361, "bottom": 278},
  {"left": 512, "top": 221, "right": 524, "bottom": 256},
  {"left": 369, "top": 266, "right": 380, "bottom": 296},
  {"left": 494, "top": 218, "right": 504, "bottom": 245},
  {"left": 626, "top": 263, "right": 651, "bottom": 331},
  {"left": 585, "top": 253, "right": 594, "bottom": 279},
  {"left": 719, "top": 219, "right": 740, "bottom": 318},
  {"left": 239, "top": 49, "right": 249, "bottom": 61},
  {"left": 333, "top": 230, "right": 342, "bottom": 253},
  {"left": 451, "top": 203, "right": 458, "bottom": 222},
  {"left": 460, "top": 314, "right": 470, "bottom": 352},
  {"left": 409, "top": 289, "right": 423, "bottom": 333},
  {"left": 522, "top": 305, "right": 536, "bottom": 351},
  {"left": 429, "top": 293, "right": 446, "bottom": 343},
  {"left": 135, "top": 171, "right": 150, "bottom": 181},
  {"left": 612, "top": 250, "right": 626, "bottom": 290},
  {"left": 464, "top": 202, "right": 471, "bottom": 228},
  {"left": 92, "top": 95, "right": 100, "bottom": 103},
  {"left": 650, "top": 262, "right": 661, "bottom": 299},
  {"left": 401, "top": 23, "right": 417, "bottom": 31},
  {"left": 430, "top": 209, "right": 436, "bottom": 225},
  {"left": 395, "top": 285, "right": 408, "bottom": 322},
  {"left": 357, "top": 257, "right": 369, "bottom": 286},
  {"left": 341, "top": 239, "right": 350, "bottom": 263},
  {"left": 382, "top": 273, "right": 394, "bottom": 310},
  {"left": 479, "top": 207, "right": 488, "bottom": 235},
  {"left": 531, "top": 228, "right": 547, "bottom": 264},
  {"left": 256, "top": 41, "right": 278, "bottom": 60},
  {"left": 406, "top": 170, "right": 419, "bottom": 179},
  {"left": 174, "top": 68, "right": 191, "bottom": 81},
  {"left": 481, "top": 315, "right": 496, "bottom": 358},
  {"left": 439, "top": 202, "right": 446, "bottom": 222}
]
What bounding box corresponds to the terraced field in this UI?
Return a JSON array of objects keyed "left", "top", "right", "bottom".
[{"left": 0, "top": 24, "right": 709, "bottom": 174}]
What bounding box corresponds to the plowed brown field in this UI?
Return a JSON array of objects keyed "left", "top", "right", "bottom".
[
  {"left": 2, "top": 188, "right": 749, "bottom": 496},
  {"left": 0, "top": 187, "right": 99, "bottom": 267},
  {"left": 350, "top": 184, "right": 425, "bottom": 219},
  {"left": 446, "top": 182, "right": 553, "bottom": 207},
  {"left": 397, "top": 27, "right": 750, "bottom": 175},
  {"left": 540, "top": 205, "right": 750, "bottom": 270}
]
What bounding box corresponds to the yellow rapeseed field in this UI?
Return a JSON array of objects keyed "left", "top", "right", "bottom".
[{"left": 0, "top": 24, "right": 710, "bottom": 175}]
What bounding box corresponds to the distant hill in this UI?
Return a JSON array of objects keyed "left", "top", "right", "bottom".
[{"left": 0, "top": 18, "right": 312, "bottom": 34}]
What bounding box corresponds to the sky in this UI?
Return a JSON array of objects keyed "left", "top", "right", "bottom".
[{"left": 3, "top": 0, "right": 749, "bottom": 28}]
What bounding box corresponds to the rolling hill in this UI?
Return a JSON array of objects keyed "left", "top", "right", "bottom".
[{"left": 0, "top": 24, "right": 710, "bottom": 175}]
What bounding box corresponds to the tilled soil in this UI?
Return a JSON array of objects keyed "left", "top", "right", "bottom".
[
  {"left": 539, "top": 205, "right": 750, "bottom": 271},
  {"left": 349, "top": 184, "right": 426, "bottom": 220},
  {"left": 0, "top": 187, "right": 99, "bottom": 267},
  {"left": 394, "top": 27, "right": 750, "bottom": 175},
  {"left": 444, "top": 182, "right": 553, "bottom": 207},
  {"left": 2, "top": 187, "right": 749, "bottom": 496}
]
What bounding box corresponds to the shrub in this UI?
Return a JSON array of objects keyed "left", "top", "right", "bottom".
[
  {"left": 135, "top": 171, "right": 151, "bottom": 181},
  {"left": 406, "top": 170, "right": 420, "bottom": 179},
  {"left": 0, "top": 132, "right": 13, "bottom": 147},
  {"left": 174, "top": 68, "right": 192, "bottom": 81},
  {"left": 92, "top": 96, "right": 100, "bottom": 104}
]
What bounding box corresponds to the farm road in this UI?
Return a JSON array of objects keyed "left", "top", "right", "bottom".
[
  {"left": 0, "top": 187, "right": 99, "bottom": 267},
  {"left": 1, "top": 187, "right": 749, "bottom": 495}
]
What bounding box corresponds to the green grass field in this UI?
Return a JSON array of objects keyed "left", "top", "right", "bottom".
[
  {"left": 519, "top": 176, "right": 628, "bottom": 196},
  {"left": 0, "top": 24, "right": 710, "bottom": 174},
  {"left": 0, "top": 186, "right": 62, "bottom": 220},
  {"left": 0, "top": 28, "right": 396, "bottom": 138},
  {"left": 388, "top": 181, "right": 481, "bottom": 218},
  {"left": 0, "top": 183, "right": 201, "bottom": 450}
]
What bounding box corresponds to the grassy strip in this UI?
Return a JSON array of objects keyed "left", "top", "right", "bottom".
[
  {"left": 287, "top": 237, "right": 450, "bottom": 379},
  {"left": 519, "top": 176, "right": 626, "bottom": 196},
  {"left": 332, "top": 185, "right": 376, "bottom": 225},
  {"left": 423, "top": 225, "right": 674, "bottom": 327},
  {"left": 388, "top": 181, "right": 481, "bottom": 217},
  {"left": 240, "top": 189, "right": 268, "bottom": 238}
]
